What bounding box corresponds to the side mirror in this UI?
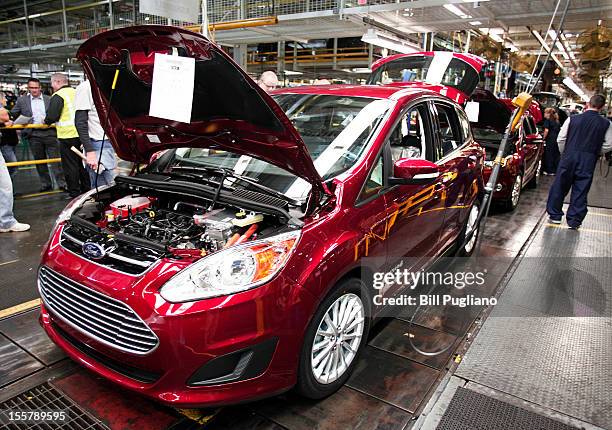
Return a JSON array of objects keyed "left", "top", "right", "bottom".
[{"left": 389, "top": 158, "right": 440, "bottom": 185}]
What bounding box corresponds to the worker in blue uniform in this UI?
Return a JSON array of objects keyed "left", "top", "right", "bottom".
[{"left": 546, "top": 94, "right": 612, "bottom": 229}]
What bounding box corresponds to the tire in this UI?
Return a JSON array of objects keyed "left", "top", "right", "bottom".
[
  {"left": 526, "top": 160, "right": 541, "bottom": 188},
  {"left": 502, "top": 174, "right": 522, "bottom": 211},
  {"left": 296, "top": 278, "right": 370, "bottom": 399},
  {"left": 455, "top": 201, "right": 481, "bottom": 257}
]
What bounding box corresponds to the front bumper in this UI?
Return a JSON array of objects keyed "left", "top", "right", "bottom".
[{"left": 39, "top": 229, "right": 317, "bottom": 407}]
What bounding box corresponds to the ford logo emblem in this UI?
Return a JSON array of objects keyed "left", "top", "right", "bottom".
[{"left": 82, "top": 242, "right": 106, "bottom": 260}]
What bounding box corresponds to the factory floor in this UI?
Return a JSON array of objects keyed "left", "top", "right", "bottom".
[{"left": 0, "top": 165, "right": 609, "bottom": 430}]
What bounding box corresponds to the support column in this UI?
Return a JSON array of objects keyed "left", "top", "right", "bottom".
[
  {"left": 108, "top": 0, "right": 114, "bottom": 30},
  {"left": 368, "top": 43, "right": 373, "bottom": 67},
  {"left": 233, "top": 44, "right": 248, "bottom": 72},
  {"left": 293, "top": 43, "right": 298, "bottom": 70},
  {"left": 277, "top": 41, "right": 285, "bottom": 75},
  {"left": 332, "top": 38, "right": 338, "bottom": 70},
  {"left": 22, "top": 0, "right": 31, "bottom": 49},
  {"left": 240, "top": 0, "right": 247, "bottom": 20},
  {"left": 201, "top": 0, "right": 209, "bottom": 38},
  {"left": 61, "top": 0, "right": 69, "bottom": 41}
]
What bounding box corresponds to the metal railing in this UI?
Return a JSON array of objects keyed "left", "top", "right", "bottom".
[{"left": 0, "top": 0, "right": 380, "bottom": 52}]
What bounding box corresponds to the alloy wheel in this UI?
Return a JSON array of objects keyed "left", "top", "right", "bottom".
[
  {"left": 311, "top": 293, "right": 364, "bottom": 384},
  {"left": 464, "top": 204, "right": 480, "bottom": 254},
  {"left": 511, "top": 175, "right": 522, "bottom": 208}
]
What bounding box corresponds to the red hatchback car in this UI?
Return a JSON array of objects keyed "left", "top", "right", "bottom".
[
  {"left": 469, "top": 89, "right": 544, "bottom": 210},
  {"left": 39, "top": 27, "right": 484, "bottom": 407}
]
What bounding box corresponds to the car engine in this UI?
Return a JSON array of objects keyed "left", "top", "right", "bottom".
[{"left": 60, "top": 184, "right": 288, "bottom": 274}]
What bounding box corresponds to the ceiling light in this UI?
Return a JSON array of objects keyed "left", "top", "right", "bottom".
[
  {"left": 489, "top": 33, "right": 503, "bottom": 43},
  {"left": 443, "top": 4, "right": 471, "bottom": 19},
  {"left": 469, "top": 21, "right": 482, "bottom": 25},
  {"left": 284, "top": 70, "right": 303, "bottom": 75},
  {"left": 361, "top": 29, "right": 420, "bottom": 54},
  {"left": 563, "top": 77, "right": 589, "bottom": 102}
]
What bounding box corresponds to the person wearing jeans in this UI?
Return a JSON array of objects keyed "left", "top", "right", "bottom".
[
  {"left": 0, "top": 106, "right": 29, "bottom": 233},
  {"left": 75, "top": 79, "right": 117, "bottom": 187}
]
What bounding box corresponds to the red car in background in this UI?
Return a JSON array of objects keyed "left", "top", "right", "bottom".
[
  {"left": 38, "top": 27, "right": 484, "bottom": 407},
  {"left": 469, "top": 89, "right": 544, "bottom": 210}
]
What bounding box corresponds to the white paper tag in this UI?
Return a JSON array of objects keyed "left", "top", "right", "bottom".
[
  {"left": 149, "top": 53, "right": 195, "bottom": 123},
  {"left": 146, "top": 134, "right": 161, "bottom": 143},
  {"left": 465, "top": 101, "right": 480, "bottom": 123}
]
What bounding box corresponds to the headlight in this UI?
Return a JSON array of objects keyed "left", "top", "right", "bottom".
[
  {"left": 50, "top": 186, "right": 111, "bottom": 236},
  {"left": 159, "top": 230, "right": 301, "bottom": 302}
]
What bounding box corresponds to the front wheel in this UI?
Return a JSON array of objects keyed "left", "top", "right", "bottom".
[
  {"left": 296, "top": 278, "right": 370, "bottom": 399},
  {"left": 456, "top": 202, "right": 481, "bottom": 257}
]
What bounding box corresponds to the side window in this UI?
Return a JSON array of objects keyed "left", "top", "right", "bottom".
[
  {"left": 389, "top": 104, "right": 433, "bottom": 163},
  {"left": 528, "top": 117, "right": 537, "bottom": 135},
  {"left": 359, "top": 155, "right": 384, "bottom": 201},
  {"left": 434, "top": 102, "right": 462, "bottom": 159},
  {"left": 522, "top": 117, "right": 536, "bottom": 136},
  {"left": 456, "top": 108, "right": 472, "bottom": 143}
]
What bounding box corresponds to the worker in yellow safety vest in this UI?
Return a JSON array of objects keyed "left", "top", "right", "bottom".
[{"left": 45, "top": 73, "right": 90, "bottom": 198}]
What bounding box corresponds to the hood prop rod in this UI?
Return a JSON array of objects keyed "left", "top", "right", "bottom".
[{"left": 95, "top": 68, "right": 120, "bottom": 198}]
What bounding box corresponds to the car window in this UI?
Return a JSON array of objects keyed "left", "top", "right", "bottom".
[
  {"left": 359, "top": 155, "right": 384, "bottom": 201},
  {"left": 456, "top": 107, "right": 472, "bottom": 143},
  {"left": 528, "top": 117, "right": 537, "bottom": 135},
  {"left": 434, "top": 102, "right": 462, "bottom": 159},
  {"left": 389, "top": 104, "right": 432, "bottom": 164},
  {"left": 522, "top": 118, "right": 531, "bottom": 135}
]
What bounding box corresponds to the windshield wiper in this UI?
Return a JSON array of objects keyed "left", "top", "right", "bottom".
[{"left": 170, "top": 165, "right": 300, "bottom": 207}]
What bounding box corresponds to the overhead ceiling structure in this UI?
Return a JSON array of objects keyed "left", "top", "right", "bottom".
[{"left": 0, "top": 0, "right": 609, "bottom": 81}]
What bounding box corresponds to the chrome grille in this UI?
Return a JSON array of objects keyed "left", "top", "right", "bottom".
[{"left": 38, "top": 266, "right": 159, "bottom": 355}]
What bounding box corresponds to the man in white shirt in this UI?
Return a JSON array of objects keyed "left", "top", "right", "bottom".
[
  {"left": 74, "top": 79, "right": 117, "bottom": 187},
  {"left": 10, "top": 78, "right": 65, "bottom": 192}
]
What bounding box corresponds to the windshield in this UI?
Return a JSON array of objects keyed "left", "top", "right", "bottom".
[
  {"left": 367, "top": 54, "right": 479, "bottom": 95},
  {"left": 162, "top": 94, "right": 390, "bottom": 201}
]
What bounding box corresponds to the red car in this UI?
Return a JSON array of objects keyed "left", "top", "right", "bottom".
[
  {"left": 469, "top": 89, "right": 544, "bottom": 210},
  {"left": 39, "top": 27, "right": 484, "bottom": 407}
]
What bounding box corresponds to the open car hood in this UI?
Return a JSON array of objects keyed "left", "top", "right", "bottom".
[
  {"left": 77, "top": 25, "right": 328, "bottom": 197},
  {"left": 367, "top": 52, "right": 487, "bottom": 103}
]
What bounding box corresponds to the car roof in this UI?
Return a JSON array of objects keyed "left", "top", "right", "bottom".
[{"left": 271, "top": 84, "right": 416, "bottom": 100}]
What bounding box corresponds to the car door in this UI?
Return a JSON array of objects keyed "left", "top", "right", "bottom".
[
  {"left": 382, "top": 101, "right": 446, "bottom": 270},
  {"left": 430, "top": 100, "right": 478, "bottom": 251},
  {"left": 521, "top": 117, "right": 540, "bottom": 180},
  {"left": 352, "top": 151, "right": 393, "bottom": 266}
]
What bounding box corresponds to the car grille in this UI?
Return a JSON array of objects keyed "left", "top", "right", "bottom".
[{"left": 38, "top": 266, "right": 159, "bottom": 355}]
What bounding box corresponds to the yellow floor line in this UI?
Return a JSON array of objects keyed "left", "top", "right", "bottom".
[
  {"left": 0, "top": 259, "right": 19, "bottom": 267},
  {"left": 0, "top": 298, "right": 41, "bottom": 319},
  {"left": 16, "top": 190, "right": 63, "bottom": 199},
  {"left": 545, "top": 223, "right": 612, "bottom": 235}
]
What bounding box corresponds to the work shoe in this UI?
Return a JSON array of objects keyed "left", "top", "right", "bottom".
[
  {"left": 0, "top": 222, "right": 31, "bottom": 233},
  {"left": 568, "top": 224, "right": 581, "bottom": 230},
  {"left": 548, "top": 218, "right": 562, "bottom": 224}
]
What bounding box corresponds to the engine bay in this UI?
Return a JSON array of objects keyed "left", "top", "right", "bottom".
[{"left": 62, "top": 182, "right": 290, "bottom": 272}]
